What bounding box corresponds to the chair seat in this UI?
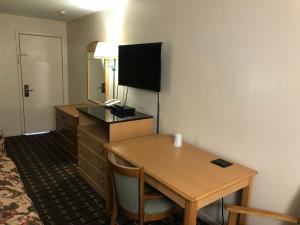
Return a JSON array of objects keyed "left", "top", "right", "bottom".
[{"left": 144, "top": 197, "right": 176, "bottom": 215}]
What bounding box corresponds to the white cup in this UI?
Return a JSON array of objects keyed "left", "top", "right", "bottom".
[{"left": 174, "top": 133, "right": 182, "bottom": 147}]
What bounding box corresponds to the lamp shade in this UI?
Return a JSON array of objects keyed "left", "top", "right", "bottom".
[{"left": 94, "top": 42, "right": 118, "bottom": 59}]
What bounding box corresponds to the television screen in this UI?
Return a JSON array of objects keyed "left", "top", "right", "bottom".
[{"left": 118, "top": 42, "right": 162, "bottom": 92}]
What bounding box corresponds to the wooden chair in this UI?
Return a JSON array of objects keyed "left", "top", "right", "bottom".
[
  {"left": 108, "top": 152, "right": 179, "bottom": 225},
  {"left": 226, "top": 204, "right": 299, "bottom": 225}
]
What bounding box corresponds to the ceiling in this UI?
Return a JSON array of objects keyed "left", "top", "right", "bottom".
[{"left": 0, "top": 0, "right": 124, "bottom": 22}]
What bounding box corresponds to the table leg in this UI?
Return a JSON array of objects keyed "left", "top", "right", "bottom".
[
  {"left": 184, "top": 201, "right": 197, "bottom": 225},
  {"left": 240, "top": 177, "right": 253, "bottom": 225}
]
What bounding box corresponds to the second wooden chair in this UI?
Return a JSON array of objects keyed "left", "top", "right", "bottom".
[{"left": 226, "top": 204, "right": 299, "bottom": 225}]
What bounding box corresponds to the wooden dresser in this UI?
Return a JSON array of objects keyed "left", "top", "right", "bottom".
[
  {"left": 55, "top": 105, "right": 86, "bottom": 161},
  {"left": 77, "top": 105, "right": 154, "bottom": 211}
]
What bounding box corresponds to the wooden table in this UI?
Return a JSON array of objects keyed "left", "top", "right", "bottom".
[{"left": 104, "top": 135, "right": 257, "bottom": 225}]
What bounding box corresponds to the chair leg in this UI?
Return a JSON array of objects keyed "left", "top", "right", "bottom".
[
  {"left": 138, "top": 219, "right": 144, "bottom": 225},
  {"left": 110, "top": 204, "right": 118, "bottom": 225},
  {"left": 228, "top": 212, "right": 238, "bottom": 225},
  {"left": 110, "top": 190, "right": 118, "bottom": 225},
  {"left": 110, "top": 172, "right": 119, "bottom": 225}
]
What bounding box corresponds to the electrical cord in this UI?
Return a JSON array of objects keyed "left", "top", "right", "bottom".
[
  {"left": 116, "top": 85, "right": 119, "bottom": 99},
  {"left": 123, "top": 87, "right": 129, "bottom": 106},
  {"left": 156, "top": 92, "right": 160, "bottom": 134},
  {"left": 122, "top": 87, "right": 125, "bottom": 103},
  {"left": 221, "top": 198, "right": 224, "bottom": 225}
]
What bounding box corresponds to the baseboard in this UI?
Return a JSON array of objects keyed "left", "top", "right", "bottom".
[
  {"left": 4, "top": 131, "right": 22, "bottom": 137},
  {"left": 198, "top": 211, "right": 220, "bottom": 225}
]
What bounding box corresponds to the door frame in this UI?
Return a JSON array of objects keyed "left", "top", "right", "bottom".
[{"left": 15, "top": 31, "right": 68, "bottom": 135}]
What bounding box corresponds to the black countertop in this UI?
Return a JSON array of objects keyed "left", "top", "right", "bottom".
[{"left": 77, "top": 106, "right": 153, "bottom": 124}]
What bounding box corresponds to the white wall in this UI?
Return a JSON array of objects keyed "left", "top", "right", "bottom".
[
  {"left": 0, "top": 13, "right": 68, "bottom": 136},
  {"left": 67, "top": 1, "right": 300, "bottom": 224},
  {"left": 67, "top": 12, "right": 105, "bottom": 103}
]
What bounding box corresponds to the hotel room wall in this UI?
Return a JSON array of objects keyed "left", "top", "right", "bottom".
[
  {"left": 0, "top": 13, "right": 68, "bottom": 136},
  {"left": 67, "top": 1, "right": 300, "bottom": 224},
  {"left": 67, "top": 0, "right": 171, "bottom": 122},
  {"left": 67, "top": 12, "right": 106, "bottom": 104}
]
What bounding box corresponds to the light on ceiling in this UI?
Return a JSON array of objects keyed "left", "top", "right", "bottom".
[{"left": 70, "top": 0, "right": 127, "bottom": 11}]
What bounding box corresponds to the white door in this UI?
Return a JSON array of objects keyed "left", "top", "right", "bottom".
[{"left": 19, "top": 34, "right": 64, "bottom": 134}]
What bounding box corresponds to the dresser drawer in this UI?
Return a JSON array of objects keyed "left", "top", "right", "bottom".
[
  {"left": 78, "top": 142, "right": 107, "bottom": 175},
  {"left": 56, "top": 119, "right": 77, "bottom": 141},
  {"left": 79, "top": 168, "right": 107, "bottom": 199},
  {"left": 56, "top": 109, "right": 77, "bottom": 128},
  {"left": 78, "top": 129, "right": 106, "bottom": 159},
  {"left": 56, "top": 131, "right": 77, "bottom": 158},
  {"left": 78, "top": 155, "right": 107, "bottom": 194}
]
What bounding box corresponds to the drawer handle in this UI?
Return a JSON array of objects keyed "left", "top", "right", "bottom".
[
  {"left": 100, "top": 181, "right": 105, "bottom": 186},
  {"left": 100, "top": 166, "right": 105, "bottom": 170},
  {"left": 61, "top": 115, "right": 67, "bottom": 120}
]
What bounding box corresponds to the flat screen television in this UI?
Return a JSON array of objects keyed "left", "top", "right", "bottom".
[{"left": 118, "top": 42, "right": 162, "bottom": 92}]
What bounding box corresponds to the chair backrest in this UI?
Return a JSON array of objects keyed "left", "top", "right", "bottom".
[
  {"left": 0, "top": 128, "right": 5, "bottom": 157},
  {"left": 108, "top": 152, "right": 144, "bottom": 219}
]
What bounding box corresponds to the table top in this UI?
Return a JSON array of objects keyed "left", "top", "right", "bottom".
[
  {"left": 77, "top": 105, "right": 153, "bottom": 124},
  {"left": 104, "top": 135, "right": 257, "bottom": 202},
  {"left": 55, "top": 104, "right": 88, "bottom": 117}
]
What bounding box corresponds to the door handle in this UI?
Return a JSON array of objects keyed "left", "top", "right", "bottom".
[
  {"left": 101, "top": 82, "right": 105, "bottom": 93},
  {"left": 24, "top": 84, "right": 34, "bottom": 97},
  {"left": 98, "top": 83, "right": 105, "bottom": 93}
]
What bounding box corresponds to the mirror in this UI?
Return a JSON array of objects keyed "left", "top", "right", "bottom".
[{"left": 87, "top": 41, "right": 110, "bottom": 103}]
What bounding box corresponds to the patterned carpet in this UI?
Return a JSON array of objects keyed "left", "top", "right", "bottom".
[{"left": 5, "top": 132, "right": 208, "bottom": 225}]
